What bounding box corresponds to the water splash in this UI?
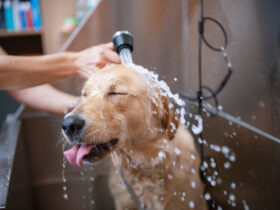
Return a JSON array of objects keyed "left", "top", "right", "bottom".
[
  {"left": 120, "top": 48, "right": 186, "bottom": 127},
  {"left": 119, "top": 47, "right": 250, "bottom": 209},
  {"left": 126, "top": 63, "right": 186, "bottom": 126},
  {"left": 191, "top": 115, "right": 203, "bottom": 135},
  {"left": 62, "top": 143, "right": 68, "bottom": 200}
]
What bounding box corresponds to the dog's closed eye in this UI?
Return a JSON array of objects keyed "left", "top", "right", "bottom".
[{"left": 108, "top": 92, "right": 127, "bottom": 96}]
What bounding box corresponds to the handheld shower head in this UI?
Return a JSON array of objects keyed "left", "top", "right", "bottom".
[{"left": 112, "top": 31, "right": 134, "bottom": 54}]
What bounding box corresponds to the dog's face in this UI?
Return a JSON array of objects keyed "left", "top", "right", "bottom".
[{"left": 62, "top": 64, "right": 177, "bottom": 166}]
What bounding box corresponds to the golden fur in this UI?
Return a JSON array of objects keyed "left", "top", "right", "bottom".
[{"left": 68, "top": 64, "right": 207, "bottom": 210}]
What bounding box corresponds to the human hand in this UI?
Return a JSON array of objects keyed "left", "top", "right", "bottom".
[{"left": 73, "top": 42, "right": 121, "bottom": 78}]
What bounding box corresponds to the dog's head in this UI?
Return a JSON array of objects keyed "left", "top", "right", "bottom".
[{"left": 62, "top": 64, "right": 178, "bottom": 166}]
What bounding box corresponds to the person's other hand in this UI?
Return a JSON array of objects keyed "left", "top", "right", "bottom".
[{"left": 73, "top": 42, "right": 121, "bottom": 78}]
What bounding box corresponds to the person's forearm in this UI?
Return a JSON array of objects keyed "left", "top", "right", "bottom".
[
  {"left": 8, "top": 84, "right": 77, "bottom": 115},
  {"left": 0, "top": 53, "right": 78, "bottom": 90}
]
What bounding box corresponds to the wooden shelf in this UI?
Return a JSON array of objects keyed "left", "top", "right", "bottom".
[{"left": 0, "top": 29, "right": 42, "bottom": 37}]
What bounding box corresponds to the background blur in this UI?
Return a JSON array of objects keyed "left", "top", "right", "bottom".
[{"left": 1, "top": 0, "right": 280, "bottom": 209}]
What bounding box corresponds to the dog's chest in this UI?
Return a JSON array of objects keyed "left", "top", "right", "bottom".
[{"left": 125, "top": 172, "right": 169, "bottom": 209}]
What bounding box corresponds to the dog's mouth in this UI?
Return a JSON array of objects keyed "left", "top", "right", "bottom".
[{"left": 63, "top": 138, "right": 119, "bottom": 167}]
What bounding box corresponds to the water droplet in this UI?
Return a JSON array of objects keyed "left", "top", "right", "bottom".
[
  {"left": 210, "top": 162, "right": 216, "bottom": 168},
  {"left": 242, "top": 200, "right": 250, "bottom": 210},
  {"left": 63, "top": 193, "right": 68, "bottom": 200},
  {"left": 174, "top": 148, "right": 181, "bottom": 156},
  {"left": 205, "top": 192, "right": 211, "bottom": 200},
  {"left": 190, "top": 154, "right": 196, "bottom": 160},
  {"left": 158, "top": 151, "right": 166, "bottom": 159},
  {"left": 229, "top": 194, "right": 235, "bottom": 201},
  {"left": 211, "top": 180, "right": 216, "bottom": 186},
  {"left": 214, "top": 170, "right": 218, "bottom": 176},
  {"left": 202, "top": 161, "right": 208, "bottom": 168},
  {"left": 168, "top": 174, "right": 173, "bottom": 180},
  {"left": 231, "top": 182, "right": 236, "bottom": 190},
  {"left": 191, "top": 115, "right": 203, "bottom": 135},
  {"left": 221, "top": 146, "right": 230, "bottom": 155},
  {"left": 229, "top": 154, "right": 236, "bottom": 162},
  {"left": 191, "top": 181, "right": 196, "bottom": 188},
  {"left": 189, "top": 201, "right": 195, "bottom": 208},
  {"left": 210, "top": 144, "right": 221, "bottom": 152},
  {"left": 224, "top": 161, "right": 231, "bottom": 169}
]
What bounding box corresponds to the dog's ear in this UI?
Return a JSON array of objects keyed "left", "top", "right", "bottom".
[{"left": 153, "top": 95, "right": 179, "bottom": 140}]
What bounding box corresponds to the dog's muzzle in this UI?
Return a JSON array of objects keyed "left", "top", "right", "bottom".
[{"left": 61, "top": 115, "right": 85, "bottom": 140}]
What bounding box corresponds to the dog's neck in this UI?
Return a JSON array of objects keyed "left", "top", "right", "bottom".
[{"left": 112, "top": 130, "right": 180, "bottom": 176}]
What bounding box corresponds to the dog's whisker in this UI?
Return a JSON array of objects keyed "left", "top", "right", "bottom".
[{"left": 112, "top": 151, "right": 117, "bottom": 169}]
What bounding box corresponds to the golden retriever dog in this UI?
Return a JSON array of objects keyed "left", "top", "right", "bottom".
[{"left": 62, "top": 64, "right": 207, "bottom": 210}]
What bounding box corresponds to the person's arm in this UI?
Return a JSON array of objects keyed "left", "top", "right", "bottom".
[
  {"left": 8, "top": 85, "right": 78, "bottom": 115},
  {"left": 0, "top": 47, "right": 79, "bottom": 115},
  {"left": 0, "top": 42, "right": 120, "bottom": 90}
]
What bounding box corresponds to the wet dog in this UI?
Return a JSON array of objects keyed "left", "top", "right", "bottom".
[{"left": 62, "top": 64, "right": 207, "bottom": 210}]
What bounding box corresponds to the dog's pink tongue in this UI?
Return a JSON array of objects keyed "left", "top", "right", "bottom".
[{"left": 64, "top": 145, "right": 94, "bottom": 167}]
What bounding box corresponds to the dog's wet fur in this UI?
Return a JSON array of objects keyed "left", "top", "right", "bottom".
[{"left": 63, "top": 64, "right": 207, "bottom": 210}]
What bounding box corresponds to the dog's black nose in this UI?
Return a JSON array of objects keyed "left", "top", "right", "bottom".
[{"left": 62, "top": 115, "right": 85, "bottom": 138}]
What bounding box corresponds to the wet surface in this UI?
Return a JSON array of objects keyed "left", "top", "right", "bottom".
[{"left": 0, "top": 114, "right": 21, "bottom": 209}]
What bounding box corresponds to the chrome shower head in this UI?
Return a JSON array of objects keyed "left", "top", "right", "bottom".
[{"left": 112, "top": 31, "right": 134, "bottom": 54}]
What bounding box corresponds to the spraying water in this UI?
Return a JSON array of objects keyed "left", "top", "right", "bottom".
[
  {"left": 62, "top": 143, "right": 68, "bottom": 200},
  {"left": 120, "top": 48, "right": 133, "bottom": 64}
]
